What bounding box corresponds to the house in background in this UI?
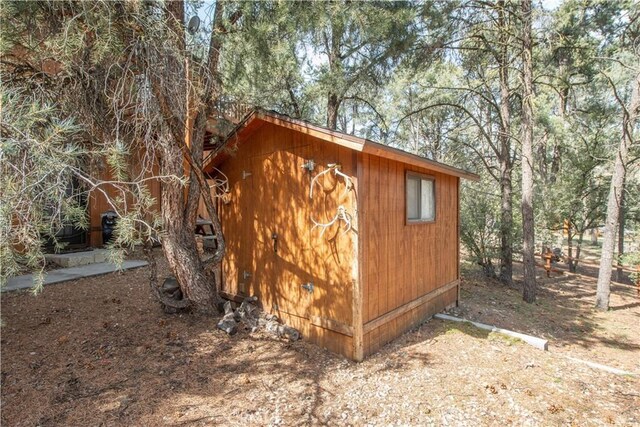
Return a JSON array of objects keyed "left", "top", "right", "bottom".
[
  {"left": 204, "top": 110, "right": 479, "bottom": 361},
  {"left": 55, "top": 103, "right": 249, "bottom": 249}
]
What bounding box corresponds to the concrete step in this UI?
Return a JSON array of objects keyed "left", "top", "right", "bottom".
[{"left": 45, "top": 249, "right": 109, "bottom": 268}]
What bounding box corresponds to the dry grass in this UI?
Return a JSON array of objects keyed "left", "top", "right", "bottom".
[{"left": 1, "top": 253, "right": 638, "bottom": 426}]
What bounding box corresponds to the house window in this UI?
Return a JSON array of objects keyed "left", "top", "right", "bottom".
[{"left": 406, "top": 172, "right": 435, "bottom": 222}]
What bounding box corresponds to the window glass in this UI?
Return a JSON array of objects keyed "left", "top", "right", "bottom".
[
  {"left": 406, "top": 176, "right": 420, "bottom": 220},
  {"left": 406, "top": 173, "right": 435, "bottom": 222},
  {"left": 421, "top": 179, "right": 435, "bottom": 220}
]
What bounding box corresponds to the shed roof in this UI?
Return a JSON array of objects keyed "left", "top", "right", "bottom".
[{"left": 204, "top": 110, "right": 480, "bottom": 181}]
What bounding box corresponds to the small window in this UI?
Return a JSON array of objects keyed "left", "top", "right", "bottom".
[{"left": 406, "top": 173, "right": 435, "bottom": 222}]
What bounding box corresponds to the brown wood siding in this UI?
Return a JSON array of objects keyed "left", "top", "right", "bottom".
[
  {"left": 216, "top": 123, "right": 357, "bottom": 358},
  {"left": 359, "top": 153, "right": 459, "bottom": 356},
  {"left": 363, "top": 285, "right": 457, "bottom": 357},
  {"left": 87, "top": 156, "right": 161, "bottom": 247}
]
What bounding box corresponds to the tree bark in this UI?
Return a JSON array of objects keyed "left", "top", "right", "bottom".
[
  {"left": 327, "top": 92, "right": 340, "bottom": 130},
  {"left": 325, "top": 21, "right": 342, "bottom": 130},
  {"left": 146, "top": 0, "right": 227, "bottom": 313},
  {"left": 595, "top": 71, "right": 640, "bottom": 311},
  {"left": 616, "top": 176, "right": 626, "bottom": 282},
  {"left": 567, "top": 227, "right": 575, "bottom": 272},
  {"left": 159, "top": 143, "right": 217, "bottom": 313},
  {"left": 497, "top": 0, "right": 513, "bottom": 286},
  {"left": 499, "top": 160, "right": 513, "bottom": 286},
  {"left": 521, "top": 0, "right": 536, "bottom": 303}
]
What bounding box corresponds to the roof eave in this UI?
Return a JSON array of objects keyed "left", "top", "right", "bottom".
[{"left": 205, "top": 109, "right": 480, "bottom": 181}]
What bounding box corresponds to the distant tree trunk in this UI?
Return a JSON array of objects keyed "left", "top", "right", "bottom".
[
  {"left": 497, "top": 0, "right": 513, "bottom": 286},
  {"left": 590, "top": 228, "right": 598, "bottom": 245},
  {"left": 549, "top": 86, "right": 569, "bottom": 184},
  {"left": 616, "top": 177, "right": 626, "bottom": 282},
  {"left": 596, "top": 71, "right": 640, "bottom": 310},
  {"left": 521, "top": 0, "right": 536, "bottom": 303},
  {"left": 575, "top": 231, "right": 584, "bottom": 272},
  {"left": 567, "top": 226, "right": 577, "bottom": 273},
  {"left": 326, "top": 22, "right": 342, "bottom": 130},
  {"left": 499, "top": 163, "right": 513, "bottom": 285},
  {"left": 327, "top": 92, "right": 340, "bottom": 130}
]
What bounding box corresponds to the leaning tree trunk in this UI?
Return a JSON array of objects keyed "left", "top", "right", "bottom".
[
  {"left": 144, "top": 0, "right": 227, "bottom": 313},
  {"left": 159, "top": 143, "right": 218, "bottom": 313},
  {"left": 521, "top": 0, "right": 536, "bottom": 303},
  {"left": 596, "top": 71, "right": 640, "bottom": 311}
]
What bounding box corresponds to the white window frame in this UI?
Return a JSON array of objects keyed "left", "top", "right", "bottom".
[{"left": 406, "top": 171, "right": 436, "bottom": 224}]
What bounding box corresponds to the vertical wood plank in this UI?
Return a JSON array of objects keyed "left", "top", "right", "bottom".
[{"left": 353, "top": 151, "right": 364, "bottom": 361}]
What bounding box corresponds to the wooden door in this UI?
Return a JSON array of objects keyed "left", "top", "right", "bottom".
[{"left": 248, "top": 147, "right": 314, "bottom": 319}]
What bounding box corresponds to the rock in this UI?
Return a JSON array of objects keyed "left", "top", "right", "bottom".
[
  {"left": 161, "top": 277, "right": 183, "bottom": 301},
  {"left": 263, "top": 320, "right": 300, "bottom": 341},
  {"left": 279, "top": 325, "right": 300, "bottom": 341},
  {"left": 265, "top": 313, "right": 279, "bottom": 322},
  {"left": 162, "top": 277, "right": 180, "bottom": 292},
  {"left": 217, "top": 313, "right": 238, "bottom": 335},
  {"left": 223, "top": 301, "right": 233, "bottom": 315},
  {"left": 217, "top": 296, "right": 299, "bottom": 340}
]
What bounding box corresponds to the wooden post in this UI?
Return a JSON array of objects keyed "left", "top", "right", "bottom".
[{"left": 542, "top": 247, "right": 553, "bottom": 278}]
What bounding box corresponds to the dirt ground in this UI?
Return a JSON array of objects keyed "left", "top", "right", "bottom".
[{"left": 1, "top": 254, "right": 638, "bottom": 426}]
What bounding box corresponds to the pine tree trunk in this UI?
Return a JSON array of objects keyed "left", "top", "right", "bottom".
[
  {"left": 499, "top": 161, "right": 514, "bottom": 286},
  {"left": 326, "top": 21, "right": 342, "bottom": 131},
  {"left": 159, "top": 143, "right": 218, "bottom": 313},
  {"left": 521, "top": 0, "right": 536, "bottom": 303},
  {"left": 567, "top": 229, "right": 575, "bottom": 273},
  {"left": 596, "top": 72, "right": 640, "bottom": 311},
  {"left": 497, "top": 0, "right": 513, "bottom": 286},
  {"left": 145, "top": 0, "right": 226, "bottom": 314},
  {"left": 616, "top": 177, "right": 626, "bottom": 282},
  {"left": 575, "top": 231, "right": 584, "bottom": 272},
  {"left": 327, "top": 93, "right": 340, "bottom": 130}
]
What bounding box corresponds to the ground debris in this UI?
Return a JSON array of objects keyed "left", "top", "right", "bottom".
[
  {"left": 216, "top": 297, "right": 300, "bottom": 341},
  {"left": 2, "top": 250, "right": 638, "bottom": 427}
]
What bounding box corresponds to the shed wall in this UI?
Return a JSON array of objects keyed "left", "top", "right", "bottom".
[
  {"left": 216, "top": 123, "right": 358, "bottom": 358},
  {"left": 358, "top": 153, "right": 459, "bottom": 357}
]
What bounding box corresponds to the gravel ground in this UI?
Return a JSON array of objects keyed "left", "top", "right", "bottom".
[{"left": 1, "top": 253, "right": 638, "bottom": 426}]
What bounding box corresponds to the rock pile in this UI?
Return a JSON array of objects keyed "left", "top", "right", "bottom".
[{"left": 217, "top": 297, "right": 300, "bottom": 341}]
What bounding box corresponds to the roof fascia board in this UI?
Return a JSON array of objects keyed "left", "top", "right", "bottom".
[
  {"left": 257, "top": 113, "right": 365, "bottom": 152},
  {"left": 362, "top": 142, "right": 480, "bottom": 181}
]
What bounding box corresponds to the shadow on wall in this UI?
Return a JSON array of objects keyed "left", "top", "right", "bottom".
[{"left": 221, "top": 132, "right": 356, "bottom": 332}]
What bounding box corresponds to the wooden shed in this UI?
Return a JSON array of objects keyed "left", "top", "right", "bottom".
[{"left": 204, "top": 110, "right": 479, "bottom": 361}]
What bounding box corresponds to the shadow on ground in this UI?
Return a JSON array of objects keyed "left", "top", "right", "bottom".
[
  {"left": 455, "top": 261, "right": 640, "bottom": 369},
  {"left": 2, "top": 256, "right": 638, "bottom": 426}
]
